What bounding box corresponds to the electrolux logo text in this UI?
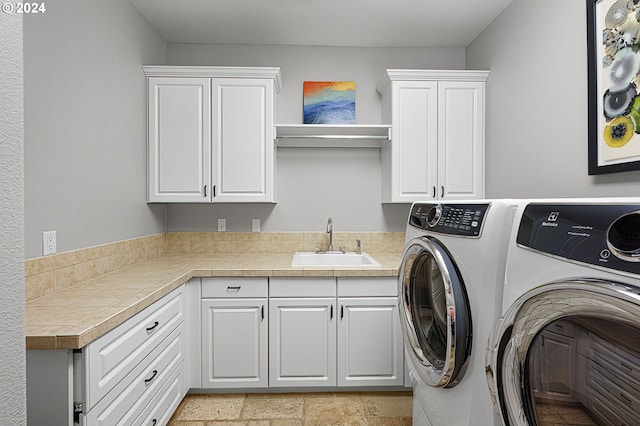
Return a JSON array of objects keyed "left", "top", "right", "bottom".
[{"left": 541, "top": 212, "right": 560, "bottom": 227}]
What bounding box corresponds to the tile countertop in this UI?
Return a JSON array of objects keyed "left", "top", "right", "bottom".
[{"left": 26, "top": 252, "right": 402, "bottom": 350}]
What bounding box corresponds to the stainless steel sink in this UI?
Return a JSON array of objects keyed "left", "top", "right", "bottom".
[{"left": 291, "top": 252, "right": 380, "bottom": 267}]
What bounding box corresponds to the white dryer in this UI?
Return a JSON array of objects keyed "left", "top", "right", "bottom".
[
  {"left": 399, "top": 200, "right": 520, "bottom": 426},
  {"left": 487, "top": 199, "right": 640, "bottom": 426}
]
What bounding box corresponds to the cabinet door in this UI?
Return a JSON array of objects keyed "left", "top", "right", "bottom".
[
  {"left": 269, "top": 298, "right": 336, "bottom": 387},
  {"left": 147, "top": 77, "right": 211, "bottom": 203},
  {"left": 538, "top": 330, "right": 576, "bottom": 401},
  {"left": 211, "top": 78, "right": 275, "bottom": 203},
  {"left": 338, "top": 297, "right": 404, "bottom": 387},
  {"left": 385, "top": 81, "right": 438, "bottom": 203},
  {"left": 438, "top": 81, "right": 484, "bottom": 200},
  {"left": 201, "top": 298, "right": 268, "bottom": 388}
]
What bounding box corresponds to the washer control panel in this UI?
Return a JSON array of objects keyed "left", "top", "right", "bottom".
[
  {"left": 409, "top": 203, "right": 489, "bottom": 237},
  {"left": 517, "top": 203, "right": 640, "bottom": 275}
]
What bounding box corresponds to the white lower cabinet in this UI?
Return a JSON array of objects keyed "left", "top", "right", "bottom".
[
  {"left": 338, "top": 297, "right": 403, "bottom": 387},
  {"left": 269, "top": 278, "right": 337, "bottom": 387},
  {"left": 337, "top": 277, "right": 404, "bottom": 387},
  {"left": 529, "top": 320, "right": 578, "bottom": 403},
  {"left": 80, "top": 285, "right": 189, "bottom": 426},
  {"left": 200, "top": 278, "right": 268, "bottom": 389},
  {"left": 26, "top": 285, "right": 190, "bottom": 426},
  {"left": 269, "top": 297, "right": 337, "bottom": 387},
  {"left": 84, "top": 326, "right": 185, "bottom": 425},
  {"left": 27, "top": 275, "right": 404, "bottom": 425},
  {"left": 268, "top": 277, "right": 404, "bottom": 389}
]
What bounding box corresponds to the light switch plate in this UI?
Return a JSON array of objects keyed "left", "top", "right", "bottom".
[
  {"left": 217, "top": 218, "right": 226, "bottom": 232},
  {"left": 252, "top": 219, "right": 260, "bottom": 232}
]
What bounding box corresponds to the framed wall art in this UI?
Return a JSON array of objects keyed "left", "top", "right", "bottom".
[
  {"left": 303, "top": 81, "right": 355, "bottom": 124},
  {"left": 588, "top": 0, "right": 640, "bottom": 174}
]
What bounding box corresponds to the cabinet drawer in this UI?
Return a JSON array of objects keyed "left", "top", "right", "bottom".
[
  {"left": 546, "top": 319, "right": 578, "bottom": 338},
  {"left": 85, "top": 286, "right": 185, "bottom": 409},
  {"left": 202, "top": 278, "right": 268, "bottom": 298},
  {"left": 337, "top": 277, "right": 398, "bottom": 297},
  {"left": 133, "top": 361, "right": 185, "bottom": 426},
  {"left": 588, "top": 384, "right": 632, "bottom": 426},
  {"left": 85, "top": 325, "right": 185, "bottom": 425},
  {"left": 589, "top": 332, "right": 640, "bottom": 388},
  {"left": 269, "top": 277, "right": 336, "bottom": 297},
  {"left": 588, "top": 360, "right": 640, "bottom": 417}
]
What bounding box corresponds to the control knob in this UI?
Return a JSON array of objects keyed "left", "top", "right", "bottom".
[
  {"left": 426, "top": 205, "right": 442, "bottom": 228},
  {"left": 607, "top": 210, "right": 640, "bottom": 262}
]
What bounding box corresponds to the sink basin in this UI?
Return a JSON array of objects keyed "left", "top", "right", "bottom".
[{"left": 291, "top": 252, "right": 380, "bottom": 267}]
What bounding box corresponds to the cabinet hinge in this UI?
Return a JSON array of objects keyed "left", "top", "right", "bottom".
[{"left": 73, "top": 402, "right": 83, "bottom": 424}]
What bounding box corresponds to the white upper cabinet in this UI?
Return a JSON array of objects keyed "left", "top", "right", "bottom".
[
  {"left": 145, "top": 66, "right": 281, "bottom": 203},
  {"left": 147, "top": 77, "right": 211, "bottom": 203},
  {"left": 377, "top": 70, "right": 488, "bottom": 203}
]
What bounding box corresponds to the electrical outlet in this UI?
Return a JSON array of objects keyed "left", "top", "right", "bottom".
[
  {"left": 43, "top": 231, "right": 57, "bottom": 256},
  {"left": 217, "top": 218, "right": 226, "bottom": 232},
  {"left": 252, "top": 219, "right": 261, "bottom": 232}
]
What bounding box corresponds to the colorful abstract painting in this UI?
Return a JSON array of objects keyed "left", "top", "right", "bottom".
[{"left": 303, "top": 81, "right": 355, "bottom": 124}]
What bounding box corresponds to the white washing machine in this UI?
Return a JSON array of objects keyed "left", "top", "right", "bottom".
[
  {"left": 399, "top": 200, "right": 520, "bottom": 426},
  {"left": 486, "top": 199, "right": 640, "bottom": 426}
]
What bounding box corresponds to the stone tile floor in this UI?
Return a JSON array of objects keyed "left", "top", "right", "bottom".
[
  {"left": 535, "top": 401, "right": 598, "bottom": 425},
  {"left": 168, "top": 391, "right": 413, "bottom": 426}
]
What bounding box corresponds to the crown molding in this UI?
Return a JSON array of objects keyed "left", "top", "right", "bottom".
[{"left": 143, "top": 66, "right": 283, "bottom": 93}]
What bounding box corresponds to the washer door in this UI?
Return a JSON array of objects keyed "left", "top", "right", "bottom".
[
  {"left": 398, "top": 236, "right": 472, "bottom": 388},
  {"left": 486, "top": 279, "right": 640, "bottom": 426}
]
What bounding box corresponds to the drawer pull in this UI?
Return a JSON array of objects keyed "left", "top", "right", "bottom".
[
  {"left": 261, "top": 305, "right": 265, "bottom": 321},
  {"left": 620, "top": 393, "right": 633, "bottom": 405},
  {"left": 330, "top": 305, "right": 334, "bottom": 320},
  {"left": 144, "top": 370, "right": 158, "bottom": 385},
  {"left": 620, "top": 361, "right": 633, "bottom": 372},
  {"left": 340, "top": 305, "right": 344, "bottom": 320},
  {"left": 227, "top": 286, "right": 241, "bottom": 292},
  {"left": 146, "top": 321, "right": 159, "bottom": 333}
]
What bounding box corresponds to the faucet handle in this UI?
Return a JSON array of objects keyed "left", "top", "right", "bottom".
[
  {"left": 356, "top": 239, "right": 361, "bottom": 254},
  {"left": 315, "top": 246, "right": 322, "bottom": 253},
  {"left": 339, "top": 246, "right": 346, "bottom": 253}
]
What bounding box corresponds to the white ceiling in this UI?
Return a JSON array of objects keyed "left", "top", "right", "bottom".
[{"left": 129, "top": 0, "right": 515, "bottom": 48}]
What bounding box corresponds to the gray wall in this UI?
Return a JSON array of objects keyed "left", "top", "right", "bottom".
[
  {"left": 166, "top": 44, "right": 465, "bottom": 232},
  {"left": 466, "top": 0, "right": 640, "bottom": 198},
  {"left": 0, "top": 11, "right": 26, "bottom": 426},
  {"left": 23, "top": 0, "right": 167, "bottom": 259}
]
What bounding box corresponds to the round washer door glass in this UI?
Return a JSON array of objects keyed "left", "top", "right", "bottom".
[{"left": 399, "top": 237, "right": 472, "bottom": 388}]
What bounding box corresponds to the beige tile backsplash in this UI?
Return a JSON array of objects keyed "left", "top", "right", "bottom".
[
  {"left": 25, "top": 233, "right": 166, "bottom": 302},
  {"left": 25, "top": 231, "right": 404, "bottom": 302},
  {"left": 164, "top": 231, "right": 405, "bottom": 255}
]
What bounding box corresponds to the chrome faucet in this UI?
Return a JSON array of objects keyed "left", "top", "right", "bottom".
[{"left": 326, "top": 217, "right": 333, "bottom": 251}]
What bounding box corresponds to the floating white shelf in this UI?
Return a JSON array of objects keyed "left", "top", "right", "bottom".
[{"left": 274, "top": 124, "right": 391, "bottom": 148}]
